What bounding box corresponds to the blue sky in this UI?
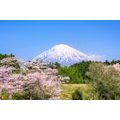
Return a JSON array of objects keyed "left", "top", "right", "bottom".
[{"left": 0, "top": 20, "right": 120, "bottom": 61}]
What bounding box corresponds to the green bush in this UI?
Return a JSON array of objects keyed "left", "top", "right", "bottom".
[{"left": 72, "top": 89, "right": 83, "bottom": 100}]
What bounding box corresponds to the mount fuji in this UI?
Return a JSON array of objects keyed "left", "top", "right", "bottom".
[{"left": 33, "top": 44, "right": 100, "bottom": 66}]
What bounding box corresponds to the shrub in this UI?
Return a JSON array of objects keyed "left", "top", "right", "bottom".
[{"left": 72, "top": 89, "right": 83, "bottom": 100}]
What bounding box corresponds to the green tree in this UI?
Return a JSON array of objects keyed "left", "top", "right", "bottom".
[
  {"left": 87, "top": 63, "right": 120, "bottom": 100},
  {"left": 58, "top": 61, "right": 91, "bottom": 84}
]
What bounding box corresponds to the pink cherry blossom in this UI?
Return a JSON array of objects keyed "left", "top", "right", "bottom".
[
  {"left": 0, "top": 65, "right": 61, "bottom": 99},
  {"left": 113, "top": 63, "right": 120, "bottom": 73}
]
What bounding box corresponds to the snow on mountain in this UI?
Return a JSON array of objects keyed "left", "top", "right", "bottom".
[{"left": 33, "top": 44, "right": 100, "bottom": 66}]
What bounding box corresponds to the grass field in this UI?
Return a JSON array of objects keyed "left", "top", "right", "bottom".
[{"left": 60, "top": 84, "right": 90, "bottom": 100}]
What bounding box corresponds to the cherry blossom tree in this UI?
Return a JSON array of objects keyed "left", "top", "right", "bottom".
[{"left": 0, "top": 65, "right": 61, "bottom": 99}]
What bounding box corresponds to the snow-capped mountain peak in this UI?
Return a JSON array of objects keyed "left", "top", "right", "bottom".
[{"left": 33, "top": 44, "right": 100, "bottom": 66}]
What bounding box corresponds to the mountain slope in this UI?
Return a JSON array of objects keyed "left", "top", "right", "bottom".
[{"left": 33, "top": 44, "right": 99, "bottom": 66}]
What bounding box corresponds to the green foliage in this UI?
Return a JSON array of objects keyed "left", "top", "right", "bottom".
[
  {"left": 12, "top": 92, "right": 25, "bottom": 100},
  {"left": 104, "top": 60, "right": 120, "bottom": 65},
  {"left": 13, "top": 68, "right": 28, "bottom": 75},
  {"left": 0, "top": 53, "right": 15, "bottom": 60},
  {"left": 58, "top": 61, "right": 91, "bottom": 84},
  {"left": 72, "top": 61, "right": 91, "bottom": 80},
  {"left": 0, "top": 54, "right": 9, "bottom": 60},
  {"left": 13, "top": 69, "right": 21, "bottom": 74},
  {"left": 87, "top": 63, "right": 120, "bottom": 100},
  {"left": 54, "top": 62, "right": 61, "bottom": 68},
  {"left": 58, "top": 60, "right": 120, "bottom": 84},
  {"left": 0, "top": 89, "right": 10, "bottom": 100},
  {"left": 72, "top": 89, "right": 83, "bottom": 100},
  {"left": 58, "top": 66, "right": 83, "bottom": 83}
]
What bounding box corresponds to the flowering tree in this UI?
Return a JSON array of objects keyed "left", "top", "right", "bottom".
[
  {"left": 113, "top": 63, "right": 120, "bottom": 73},
  {"left": 86, "top": 63, "right": 120, "bottom": 100},
  {"left": 0, "top": 66, "right": 61, "bottom": 100}
]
